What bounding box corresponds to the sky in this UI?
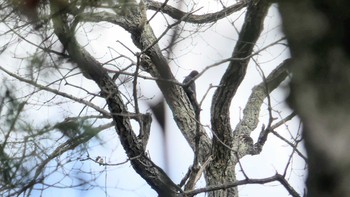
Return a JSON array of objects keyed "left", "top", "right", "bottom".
[{"left": 0, "top": 1, "right": 306, "bottom": 197}]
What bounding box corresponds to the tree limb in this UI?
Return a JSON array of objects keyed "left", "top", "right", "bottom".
[
  {"left": 185, "top": 173, "right": 300, "bottom": 197},
  {"left": 0, "top": 65, "right": 110, "bottom": 117},
  {"left": 146, "top": 0, "right": 248, "bottom": 24},
  {"left": 234, "top": 59, "right": 291, "bottom": 156},
  {"left": 211, "top": 0, "right": 271, "bottom": 161},
  {"left": 49, "top": 1, "right": 181, "bottom": 195},
  {"left": 107, "top": 0, "right": 213, "bottom": 165}
]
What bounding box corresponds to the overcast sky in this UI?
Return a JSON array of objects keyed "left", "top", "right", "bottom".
[{"left": 0, "top": 1, "right": 306, "bottom": 197}]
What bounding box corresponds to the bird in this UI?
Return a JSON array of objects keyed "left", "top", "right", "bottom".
[
  {"left": 183, "top": 70, "right": 200, "bottom": 114},
  {"left": 183, "top": 70, "right": 199, "bottom": 99}
]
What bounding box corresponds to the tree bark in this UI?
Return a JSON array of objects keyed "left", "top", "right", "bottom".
[
  {"left": 278, "top": 0, "right": 350, "bottom": 196},
  {"left": 49, "top": 1, "right": 181, "bottom": 196},
  {"left": 208, "top": 1, "right": 271, "bottom": 196}
]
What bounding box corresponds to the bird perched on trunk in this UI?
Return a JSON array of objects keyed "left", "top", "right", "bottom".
[
  {"left": 183, "top": 70, "right": 200, "bottom": 114},
  {"left": 183, "top": 70, "right": 199, "bottom": 97}
]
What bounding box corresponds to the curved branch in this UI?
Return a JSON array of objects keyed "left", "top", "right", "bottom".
[
  {"left": 68, "top": 0, "right": 214, "bottom": 160},
  {"left": 105, "top": 0, "right": 213, "bottom": 164},
  {"left": 234, "top": 59, "right": 291, "bottom": 156},
  {"left": 211, "top": 0, "right": 271, "bottom": 160},
  {"left": 146, "top": 0, "right": 248, "bottom": 24},
  {"left": 49, "top": 1, "right": 181, "bottom": 195}
]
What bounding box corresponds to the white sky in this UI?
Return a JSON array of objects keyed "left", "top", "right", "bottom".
[{"left": 0, "top": 1, "right": 306, "bottom": 197}]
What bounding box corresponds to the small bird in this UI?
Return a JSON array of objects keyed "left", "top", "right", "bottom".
[
  {"left": 183, "top": 70, "right": 199, "bottom": 99},
  {"left": 183, "top": 70, "right": 199, "bottom": 114}
]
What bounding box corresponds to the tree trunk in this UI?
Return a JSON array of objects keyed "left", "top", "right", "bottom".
[
  {"left": 208, "top": 1, "right": 270, "bottom": 196},
  {"left": 279, "top": 0, "right": 350, "bottom": 196}
]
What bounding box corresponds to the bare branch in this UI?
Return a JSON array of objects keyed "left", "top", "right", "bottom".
[
  {"left": 80, "top": 153, "right": 143, "bottom": 166},
  {"left": 271, "top": 130, "right": 307, "bottom": 161},
  {"left": 0, "top": 0, "right": 306, "bottom": 196},
  {"left": 10, "top": 122, "right": 114, "bottom": 196},
  {"left": 146, "top": 0, "right": 248, "bottom": 24},
  {"left": 233, "top": 59, "right": 290, "bottom": 155},
  {"left": 185, "top": 173, "right": 301, "bottom": 197},
  {"left": 211, "top": 0, "right": 271, "bottom": 161},
  {"left": 271, "top": 112, "right": 296, "bottom": 130},
  {"left": 49, "top": 1, "right": 182, "bottom": 195},
  {"left": 0, "top": 65, "right": 111, "bottom": 117}
]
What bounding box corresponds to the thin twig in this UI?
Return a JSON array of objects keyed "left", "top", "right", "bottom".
[{"left": 0, "top": 65, "right": 110, "bottom": 117}]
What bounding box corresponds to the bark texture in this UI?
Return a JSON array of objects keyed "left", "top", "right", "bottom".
[
  {"left": 0, "top": 0, "right": 303, "bottom": 196},
  {"left": 50, "top": 1, "right": 181, "bottom": 196},
  {"left": 208, "top": 1, "right": 271, "bottom": 196},
  {"left": 47, "top": 0, "right": 289, "bottom": 196},
  {"left": 278, "top": 0, "right": 350, "bottom": 196}
]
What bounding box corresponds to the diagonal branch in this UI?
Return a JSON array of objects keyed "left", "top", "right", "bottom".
[
  {"left": 234, "top": 59, "right": 291, "bottom": 156},
  {"left": 79, "top": 0, "right": 213, "bottom": 159},
  {"left": 108, "top": 0, "right": 213, "bottom": 165},
  {"left": 146, "top": 0, "right": 248, "bottom": 24},
  {"left": 9, "top": 122, "right": 113, "bottom": 196},
  {"left": 49, "top": 1, "right": 181, "bottom": 195},
  {"left": 237, "top": 59, "right": 291, "bottom": 136},
  {"left": 271, "top": 129, "right": 307, "bottom": 161},
  {"left": 0, "top": 65, "right": 110, "bottom": 117},
  {"left": 211, "top": 0, "right": 271, "bottom": 160}
]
